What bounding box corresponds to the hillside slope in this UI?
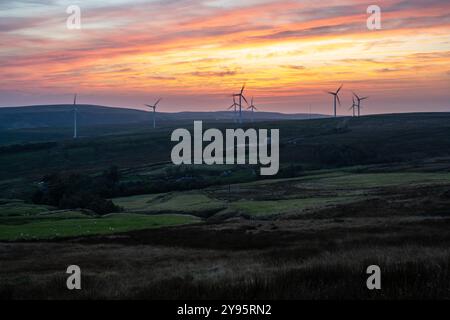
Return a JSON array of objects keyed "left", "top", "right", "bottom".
[
  {"left": 0, "top": 105, "right": 324, "bottom": 130},
  {"left": 1, "top": 112, "right": 449, "bottom": 182}
]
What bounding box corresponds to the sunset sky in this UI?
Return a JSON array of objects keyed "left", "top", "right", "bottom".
[{"left": 0, "top": 0, "right": 449, "bottom": 114}]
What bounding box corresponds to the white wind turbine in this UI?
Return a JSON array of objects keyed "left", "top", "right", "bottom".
[
  {"left": 227, "top": 96, "right": 239, "bottom": 123},
  {"left": 247, "top": 97, "right": 258, "bottom": 122},
  {"left": 349, "top": 96, "right": 357, "bottom": 117},
  {"left": 73, "top": 94, "right": 78, "bottom": 139},
  {"left": 353, "top": 92, "right": 369, "bottom": 117},
  {"left": 145, "top": 98, "right": 162, "bottom": 129},
  {"left": 327, "top": 84, "right": 343, "bottom": 117},
  {"left": 232, "top": 84, "right": 248, "bottom": 124}
]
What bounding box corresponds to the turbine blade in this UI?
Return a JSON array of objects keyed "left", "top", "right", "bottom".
[
  {"left": 337, "top": 84, "right": 343, "bottom": 94},
  {"left": 336, "top": 94, "right": 341, "bottom": 106}
]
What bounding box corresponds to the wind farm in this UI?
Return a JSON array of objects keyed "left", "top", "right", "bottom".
[
  {"left": 75, "top": 81, "right": 374, "bottom": 134},
  {"left": 4, "top": 82, "right": 375, "bottom": 142}
]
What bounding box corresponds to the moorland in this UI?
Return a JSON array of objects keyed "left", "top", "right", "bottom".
[{"left": 1, "top": 111, "right": 450, "bottom": 299}]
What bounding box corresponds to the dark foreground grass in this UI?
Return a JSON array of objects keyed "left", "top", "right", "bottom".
[
  {"left": 1, "top": 213, "right": 450, "bottom": 300},
  {"left": 1, "top": 245, "right": 448, "bottom": 300},
  {"left": 133, "top": 247, "right": 450, "bottom": 300}
]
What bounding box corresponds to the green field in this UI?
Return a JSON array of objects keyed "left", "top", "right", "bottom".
[
  {"left": 0, "top": 213, "right": 200, "bottom": 241},
  {"left": 230, "top": 196, "right": 360, "bottom": 217},
  {"left": 309, "top": 172, "right": 450, "bottom": 189},
  {"left": 113, "top": 193, "right": 226, "bottom": 216},
  {"left": 0, "top": 201, "right": 54, "bottom": 217},
  {"left": 2, "top": 169, "right": 450, "bottom": 240},
  {"left": 115, "top": 170, "right": 450, "bottom": 218}
]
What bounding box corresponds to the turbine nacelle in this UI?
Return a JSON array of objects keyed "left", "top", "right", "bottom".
[
  {"left": 247, "top": 97, "right": 257, "bottom": 111},
  {"left": 145, "top": 98, "right": 162, "bottom": 111},
  {"left": 327, "top": 84, "right": 343, "bottom": 106},
  {"left": 352, "top": 92, "right": 369, "bottom": 117},
  {"left": 145, "top": 98, "right": 162, "bottom": 129}
]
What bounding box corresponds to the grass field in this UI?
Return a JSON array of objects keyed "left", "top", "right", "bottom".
[
  {"left": 0, "top": 213, "right": 200, "bottom": 241},
  {"left": 230, "top": 196, "right": 361, "bottom": 217},
  {"left": 0, "top": 200, "right": 54, "bottom": 217},
  {"left": 113, "top": 193, "right": 226, "bottom": 217},
  {"left": 112, "top": 170, "right": 450, "bottom": 219},
  {"left": 309, "top": 172, "right": 450, "bottom": 189},
  {"left": 1, "top": 169, "right": 450, "bottom": 238},
  {"left": 1, "top": 113, "right": 450, "bottom": 299}
]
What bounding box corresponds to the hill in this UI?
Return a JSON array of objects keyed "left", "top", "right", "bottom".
[
  {"left": 1, "top": 112, "right": 450, "bottom": 198},
  {"left": 0, "top": 105, "right": 325, "bottom": 130}
]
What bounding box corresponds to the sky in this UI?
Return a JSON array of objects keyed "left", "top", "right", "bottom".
[{"left": 0, "top": 0, "right": 449, "bottom": 115}]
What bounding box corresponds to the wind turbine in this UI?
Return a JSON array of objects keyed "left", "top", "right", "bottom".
[
  {"left": 145, "top": 98, "right": 162, "bottom": 129},
  {"left": 327, "top": 84, "right": 343, "bottom": 117},
  {"left": 73, "top": 94, "right": 78, "bottom": 139},
  {"left": 233, "top": 84, "right": 248, "bottom": 124},
  {"left": 247, "top": 97, "right": 257, "bottom": 122},
  {"left": 353, "top": 92, "right": 369, "bottom": 117},
  {"left": 349, "top": 97, "right": 357, "bottom": 117},
  {"left": 227, "top": 96, "right": 239, "bottom": 123}
]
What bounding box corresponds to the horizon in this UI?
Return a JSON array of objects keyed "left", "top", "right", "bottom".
[
  {"left": 2, "top": 102, "right": 450, "bottom": 117},
  {"left": 1, "top": 1, "right": 449, "bottom": 115}
]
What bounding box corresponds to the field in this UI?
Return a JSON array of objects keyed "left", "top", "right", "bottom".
[{"left": 1, "top": 113, "right": 450, "bottom": 299}]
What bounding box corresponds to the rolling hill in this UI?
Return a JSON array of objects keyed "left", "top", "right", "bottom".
[
  {"left": 1, "top": 112, "right": 450, "bottom": 186},
  {"left": 0, "top": 105, "right": 326, "bottom": 130}
]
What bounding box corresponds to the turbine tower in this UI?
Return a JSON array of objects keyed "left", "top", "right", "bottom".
[
  {"left": 227, "top": 96, "right": 239, "bottom": 123},
  {"left": 247, "top": 97, "right": 257, "bottom": 122},
  {"left": 353, "top": 92, "right": 369, "bottom": 117},
  {"left": 233, "top": 84, "right": 248, "bottom": 124},
  {"left": 145, "top": 98, "right": 162, "bottom": 129},
  {"left": 349, "top": 97, "right": 357, "bottom": 117},
  {"left": 73, "top": 94, "right": 78, "bottom": 139},
  {"left": 327, "top": 84, "right": 343, "bottom": 117}
]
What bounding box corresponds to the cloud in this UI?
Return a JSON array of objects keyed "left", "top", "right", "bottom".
[
  {"left": 282, "top": 65, "right": 306, "bottom": 70},
  {"left": 190, "top": 69, "right": 238, "bottom": 77},
  {"left": 377, "top": 68, "right": 399, "bottom": 73},
  {"left": 0, "top": 0, "right": 449, "bottom": 112}
]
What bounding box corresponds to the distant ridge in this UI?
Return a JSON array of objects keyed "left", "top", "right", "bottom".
[{"left": 0, "top": 104, "right": 327, "bottom": 130}]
